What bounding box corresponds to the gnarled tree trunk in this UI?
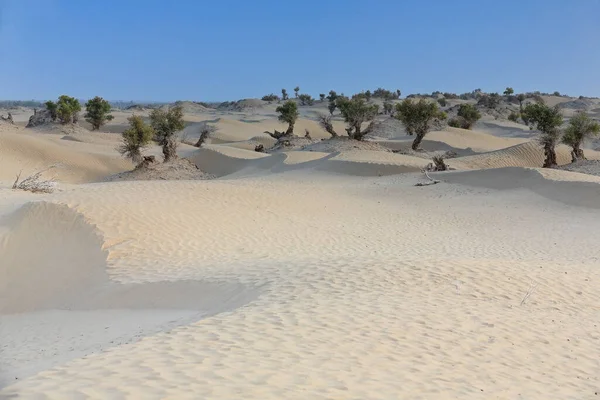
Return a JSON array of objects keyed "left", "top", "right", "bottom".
[
  {"left": 163, "top": 138, "right": 178, "bottom": 162},
  {"left": 285, "top": 122, "right": 295, "bottom": 136},
  {"left": 570, "top": 143, "right": 585, "bottom": 163},
  {"left": 412, "top": 132, "right": 426, "bottom": 150},
  {"left": 543, "top": 142, "right": 557, "bottom": 168}
]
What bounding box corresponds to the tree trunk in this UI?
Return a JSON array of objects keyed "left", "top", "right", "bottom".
[
  {"left": 412, "top": 132, "right": 426, "bottom": 150},
  {"left": 570, "top": 142, "right": 585, "bottom": 163},
  {"left": 163, "top": 138, "right": 178, "bottom": 162},
  {"left": 543, "top": 142, "right": 557, "bottom": 168},
  {"left": 285, "top": 122, "right": 295, "bottom": 136}
]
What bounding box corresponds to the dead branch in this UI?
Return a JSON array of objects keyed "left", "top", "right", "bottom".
[{"left": 12, "top": 165, "right": 58, "bottom": 193}]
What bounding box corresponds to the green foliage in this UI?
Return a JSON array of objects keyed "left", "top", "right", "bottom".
[
  {"left": 319, "top": 93, "right": 326, "bottom": 102},
  {"left": 336, "top": 97, "right": 379, "bottom": 140},
  {"left": 456, "top": 104, "right": 481, "bottom": 129},
  {"left": 150, "top": 105, "right": 185, "bottom": 162},
  {"left": 365, "top": 90, "right": 372, "bottom": 101},
  {"left": 516, "top": 93, "right": 526, "bottom": 107},
  {"left": 395, "top": 99, "right": 446, "bottom": 150},
  {"left": 508, "top": 112, "right": 520, "bottom": 122},
  {"left": 437, "top": 98, "right": 447, "bottom": 107},
  {"left": 275, "top": 101, "right": 299, "bottom": 134},
  {"left": 443, "top": 92, "right": 458, "bottom": 99},
  {"left": 45, "top": 101, "right": 58, "bottom": 121},
  {"left": 281, "top": 89, "right": 288, "bottom": 100},
  {"left": 504, "top": 87, "right": 514, "bottom": 96},
  {"left": 298, "top": 94, "right": 315, "bottom": 106},
  {"left": 372, "top": 88, "right": 398, "bottom": 100},
  {"left": 119, "top": 115, "right": 155, "bottom": 164},
  {"left": 396, "top": 89, "right": 401, "bottom": 98},
  {"left": 56, "top": 95, "right": 81, "bottom": 124},
  {"left": 84, "top": 96, "right": 113, "bottom": 130},
  {"left": 294, "top": 86, "right": 300, "bottom": 98},
  {"left": 262, "top": 94, "right": 279, "bottom": 102},
  {"left": 522, "top": 103, "right": 563, "bottom": 167},
  {"left": 553, "top": 91, "right": 561, "bottom": 96},
  {"left": 327, "top": 90, "right": 338, "bottom": 115},
  {"left": 477, "top": 93, "right": 500, "bottom": 109},
  {"left": 562, "top": 111, "right": 600, "bottom": 160}
]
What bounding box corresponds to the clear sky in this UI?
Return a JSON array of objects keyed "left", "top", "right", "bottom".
[{"left": 1, "top": 0, "right": 599, "bottom": 102}]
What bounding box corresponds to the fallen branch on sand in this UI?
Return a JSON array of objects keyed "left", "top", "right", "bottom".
[
  {"left": 520, "top": 280, "right": 539, "bottom": 306},
  {"left": 415, "top": 170, "right": 440, "bottom": 186},
  {"left": 12, "top": 166, "right": 58, "bottom": 193}
]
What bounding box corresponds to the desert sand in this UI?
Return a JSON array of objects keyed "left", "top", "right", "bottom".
[{"left": 1, "top": 96, "right": 600, "bottom": 399}]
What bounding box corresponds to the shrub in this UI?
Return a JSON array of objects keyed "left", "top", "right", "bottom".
[
  {"left": 562, "top": 111, "right": 600, "bottom": 162},
  {"left": 437, "top": 98, "right": 447, "bottom": 107},
  {"left": 553, "top": 91, "right": 561, "bottom": 96},
  {"left": 365, "top": 90, "right": 372, "bottom": 101},
  {"left": 448, "top": 117, "right": 465, "bottom": 128},
  {"left": 150, "top": 105, "right": 185, "bottom": 162},
  {"left": 56, "top": 95, "right": 81, "bottom": 124},
  {"left": 383, "top": 101, "right": 393, "bottom": 115},
  {"left": 456, "top": 104, "right": 481, "bottom": 129},
  {"left": 298, "top": 94, "right": 314, "bottom": 106},
  {"left": 516, "top": 94, "right": 526, "bottom": 110},
  {"left": 336, "top": 97, "right": 379, "bottom": 140},
  {"left": 443, "top": 92, "right": 458, "bottom": 99},
  {"left": 281, "top": 89, "right": 288, "bottom": 100},
  {"left": 45, "top": 101, "right": 58, "bottom": 121},
  {"left": 262, "top": 94, "right": 279, "bottom": 102},
  {"left": 477, "top": 93, "right": 500, "bottom": 110},
  {"left": 84, "top": 96, "right": 113, "bottom": 130},
  {"left": 119, "top": 115, "right": 155, "bottom": 165},
  {"left": 294, "top": 86, "right": 300, "bottom": 98},
  {"left": 504, "top": 87, "right": 514, "bottom": 96},
  {"left": 395, "top": 99, "right": 446, "bottom": 150},
  {"left": 372, "top": 88, "right": 398, "bottom": 100},
  {"left": 195, "top": 123, "right": 218, "bottom": 147},
  {"left": 319, "top": 93, "right": 325, "bottom": 102},
  {"left": 522, "top": 103, "right": 563, "bottom": 167},
  {"left": 508, "top": 112, "right": 520, "bottom": 122}
]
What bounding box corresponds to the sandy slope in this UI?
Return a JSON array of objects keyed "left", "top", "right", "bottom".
[{"left": 2, "top": 168, "right": 600, "bottom": 399}]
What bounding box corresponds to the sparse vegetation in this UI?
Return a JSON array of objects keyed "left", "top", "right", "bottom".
[
  {"left": 298, "top": 94, "right": 315, "bottom": 106},
  {"left": 281, "top": 89, "right": 288, "bottom": 100},
  {"left": 119, "top": 115, "right": 155, "bottom": 165},
  {"left": 553, "top": 91, "right": 561, "bottom": 96},
  {"left": 265, "top": 101, "right": 299, "bottom": 139},
  {"left": 508, "top": 112, "right": 520, "bottom": 122},
  {"left": 327, "top": 90, "right": 338, "bottom": 115},
  {"left": 562, "top": 111, "right": 600, "bottom": 162},
  {"left": 455, "top": 104, "right": 481, "bottom": 129},
  {"left": 477, "top": 93, "right": 500, "bottom": 110},
  {"left": 336, "top": 97, "right": 379, "bottom": 140},
  {"left": 522, "top": 103, "right": 563, "bottom": 167},
  {"left": 504, "top": 87, "right": 514, "bottom": 96},
  {"left": 516, "top": 94, "right": 526, "bottom": 111},
  {"left": 56, "top": 95, "right": 81, "bottom": 124},
  {"left": 372, "top": 88, "right": 399, "bottom": 100},
  {"left": 319, "top": 94, "right": 326, "bottom": 102},
  {"left": 262, "top": 94, "right": 279, "bottom": 102},
  {"left": 383, "top": 101, "right": 393, "bottom": 115},
  {"left": 84, "top": 96, "right": 113, "bottom": 130},
  {"left": 437, "top": 98, "right": 447, "bottom": 107},
  {"left": 150, "top": 105, "right": 185, "bottom": 162},
  {"left": 12, "top": 166, "right": 57, "bottom": 193},
  {"left": 395, "top": 99, "right": 446, "bottom": 150},
  {"left": 195, "top": 123, "right": 218, "bottom": 148},
  {"left": 45, "top": 101, "right": 58, "bottom": 121},
  {"left": 294, "top": 86, "right": 300, "bottom": 98}
]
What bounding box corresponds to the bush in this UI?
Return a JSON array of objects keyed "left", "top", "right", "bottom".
[
  {"left": 448, "top": 117, "right": 465, "bottom": 128},
  {"left": 395, "top": 99, "right": 446, "bottom": 150},
  {"left": 553, "top": 91, "right": 561, "bottom": 96},
  {"left": 45, "top": 101, "right": 58, "bottom": 121},
  {"left": 119, "top": 115, "right": 155, "bottom": 164},
  {"left": 443, "top": 93, "right": 458, "bottom": 99},
  {"left": 336, "top": 97, "right": 379, "bottom": 140},
  {"left": 281, "top": 89, "right": 288, "bottom": 100},
  {"left": 298, "top": 94, "right": 314, "bottom": 106},
  {"left": 383, "top": 101, "right": 393, "bottom": 115},
  {"left": 372, "top": 88, "right": 398, "bottom": 100},
  {"left": 84, "top": 96, "right": 113, "bottom": 130},
  {"left": 508, "top": 112, "right": 520, "bottom": 122},
  {"left": 319, "top": 94, "right": 326, "bottom": 102},
  {"left": 294, "top": 86, "right": 300, "bottom": 98},
  {"left": 504, "top": 87, "right": 514, "bottom": 96},
  {"left": 437, "top": 98, "right": 447, "bottom": 107},
  {"left": 150, "top": 105, "right": 185, "bottom": 162},
  {"left": 56, "top": 95, "right": 81, "bottom": 124},
  {"left": 477, "top": 93, "right": 500, "bottom": 109},
  {"left": 456, "top": 104, "right": 481, "bottom": 129},
  {"left": 562, "top": 111, "right": 600, "bottom": 161},
  {"left": 262, "top": 94, "right": 279, "bottom": 102}
]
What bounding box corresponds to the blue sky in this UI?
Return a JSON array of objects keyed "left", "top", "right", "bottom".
[{"left": 1, "top": 0, "right": 599, "bottom": 101}]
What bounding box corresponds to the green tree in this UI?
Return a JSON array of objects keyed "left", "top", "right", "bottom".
[
  {"left": 119, "top": 115, "right": 155, "bottom": 165},
  {"left": 396, "top": 89, "right": 401, "bottom": 99},
  {"left": 504, "top": 87, "right": 514, "bottom": 96},
  {"left": 319, "top": 93, "right": 326, "bottom": 102},
  {"left": 45, "top": 101, "right": 58, "bottom": 121},
  {"left": 395, "top": 99, "right": 446, "bottom": 150},
  {"left": 294, "top": 86, "right": 300, "bottom": 98},
  {"left": 327, "top": 90, "right": 338, "bottom": 115},
  {"left": 150, "top": 105, "right": 185, "bottom": 162},
  {"left": 275, "top": 100, "right": 299, "bottom": 136},
  {"left": 365, "top": 90, "right": 372, "bottom": 101},
  {"left": 336, "top": 97, "right": 379, "bottom": 140},
  {"left": 562, "top": 111, "right": 600, "bottom": 162},
  {"left": 84, "top": 96, "right": 114, "bottom": 130},
  {"left": 56, "top": 95, "right": 81, "bottom": 124},
  {"left": 281, "top": 88, "right": 288, "bottom": 100},
  {"left": 298, "top": 94, "right": 314, "bottom": 106},
  {"left": 522, "top": 103, "right": 563, "bottom": 167}
]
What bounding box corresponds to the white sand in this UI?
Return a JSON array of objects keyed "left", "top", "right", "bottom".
[{"left": 1, "top": 108, "right": 600, "bottom": 399}]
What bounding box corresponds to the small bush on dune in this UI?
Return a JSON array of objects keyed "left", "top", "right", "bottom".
[
  {"left": 195, "top": 123, "right": 218, "bottom": 148},
  {"left": 45, "top": 101, "right": 58, "bottom": 121},
  {"left": 508, "top": 112, "right": 520, "bottom": 122},
  {"left": 562, "top": 111, "right": 600, "bottom": 162},
  {"left": 119, "top": 115, "right": 155, "bottom": 165},
  {"left": 84, "top": 96, "right": 113, "bottom": 130},
  {"left": 150, "top": 105, "right": 185, "bottom": 162},
  {"left": 262, "top": 94, "right": 279, "bottom": 102},
  {"left": 298, "top": 94, "right": 315, "bottom": 106},
  {"left": 456, "top": 104, "right": 481, "bottom": 129},
  {"left": 395, "top": 99, "right": 446, "bottom": 150}
]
